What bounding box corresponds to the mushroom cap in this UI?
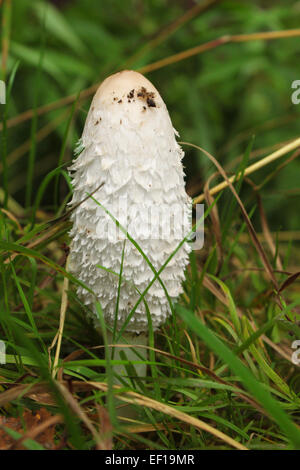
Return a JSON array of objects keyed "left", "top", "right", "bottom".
[
  {"left": 81, "top": 69, "right": 169, "bottom": 142},
  {"left": 68, "top": 70, "right": 191, "bottom": 334},
  {"left": 93, "top": 70, "right": 162, "bottom": 107}
]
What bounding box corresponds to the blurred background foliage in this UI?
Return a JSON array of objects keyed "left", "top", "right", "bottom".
[
  {"left": 1, "top": 0, "right": 300, "bottom": 229},
  {"left": 1, "top": 1, "right": 300, "bottom": 450}
]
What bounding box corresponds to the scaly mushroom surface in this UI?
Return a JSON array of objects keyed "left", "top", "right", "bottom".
[{"left": 68, "top": 70, "right": 191, "bottom": 338}]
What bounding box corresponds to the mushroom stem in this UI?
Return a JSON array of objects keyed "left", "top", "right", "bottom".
[
  {"left": 104, "top": 330, "right": 148, "bottom": 418},
  {"left": 107, "top": 331, "right": 148, "bottom": 385}
]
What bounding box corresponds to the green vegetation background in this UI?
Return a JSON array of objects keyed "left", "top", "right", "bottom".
[
  {"left": 3, "top": 0, "right": 300, "bottom": 229},
  {"left": 0, "top": 0, "right": 300, "bottom": 451}
]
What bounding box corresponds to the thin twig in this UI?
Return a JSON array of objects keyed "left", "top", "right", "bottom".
[
  {"left": 2, "top": 29, "right": 300, "bottom": 131},
  {"left": 192, "top": 137, "right": 300, "bottom": 204},
  {"left": 139, "top": 29, "right": 300, "bottom": 74},
  {"left": 124, "top": 0, "right": 221, "bottom": 68},
  {"left": 183, "top": 142, "right": 280, "bottom": 293},
  {"left": 50, "top": 256, "right": 70, "bottom": 378}
]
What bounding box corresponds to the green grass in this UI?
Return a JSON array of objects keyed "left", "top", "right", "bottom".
[{"left": 0, "top": 0, "right": 300, "bottom": 451}]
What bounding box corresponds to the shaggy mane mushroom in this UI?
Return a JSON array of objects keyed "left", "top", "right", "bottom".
[{"left": 68, "top": 70, "right": 191, "bottom": 414}]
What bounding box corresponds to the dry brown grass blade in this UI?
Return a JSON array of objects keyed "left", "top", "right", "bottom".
[
  {"left": 27, "top": 391, "right": 56, "bottom": 406},
  {"left": 183, "top": 329, "right": 199, "bottom": 368},
  {"left": 193, "top": 138, "right": 300, "bottom": 204},
  {"left": 204, "top": 172, "right": 223, "bottom": 275},
  {"left": 202, "top": 273, "right": 227, "bottom": 304},
  {"left": 184, "top": 142, "right": 280, "bottom": 293},
  {"left": 96, "top": 405, "right": 113, "bottom": 450},
  {"left": 139, "top": 29, "right": 300, "bottom": 74},
  {"left": 55, "top": 381, "right": 103, "bottom": 449},
  {"left": 0, "top": 383, "right": 47, "bottom": 406},
  {"left": 122, "top": 422, "right": 175, "bottom": 434},
  {"left": 124, "top": 0, "right": 221, "bottom": 68},
  {"left": 241, "top": 175, "right": 284, "bottom": 273},
  {"left": 256, "top": 190, "right": 283, "bottom": 272},
  {"left": 49, "top": 256, "right": 70, "bottom": 378},
  {"left": 0, "top": 208, "right": 22, "bottom": 231},
  {"left": 87, "top": 381, "right": 248, "bottom": 450},
  {"left": 278, "top": 272, "right": 300, "bottom": 294},
  {"left": 261, "top": 336, "right": 292, "bottom": 362},
  {"left": 139, "top": 36, "right": 230, "bottom": 74},
  {"left": 231, "top": 29, "right": 300, "bottom": 41}
]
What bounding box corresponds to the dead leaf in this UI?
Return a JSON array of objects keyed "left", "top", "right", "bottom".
[{"left": 0, "top": 408, "right": 57, "bottom": 450}]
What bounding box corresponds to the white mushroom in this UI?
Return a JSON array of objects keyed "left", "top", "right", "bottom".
[{"left": 68, "top": 70, "right": 191, "bottom": 389}]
